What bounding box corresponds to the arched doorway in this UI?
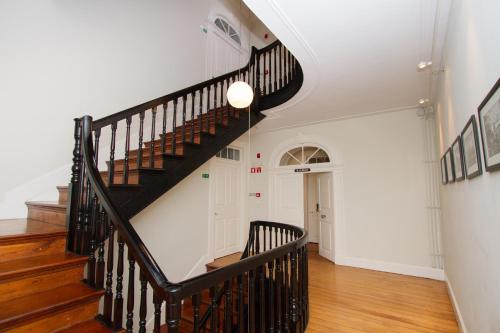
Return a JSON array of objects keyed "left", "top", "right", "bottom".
[{"left": 269, "top": 143, "right": 337, "bottom": 261}]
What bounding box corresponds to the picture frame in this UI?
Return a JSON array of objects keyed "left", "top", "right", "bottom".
[
  {"left": 445, "top": 148, "right": 455, "bottom": 183},
  {"left": 440, "top": 155, "right": 448, "bottom": 185},
  {"left": 478, "top": 78, "right": 500, "bottom": 172},
  {"left": 451, "top": 136, "right": 465, "bottom": 181},
  {"left": 461, "top": 115, "right": 483, "bottom": 179}
]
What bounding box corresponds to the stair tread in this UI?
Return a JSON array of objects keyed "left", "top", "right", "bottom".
[
  {"left": 26, "top": 201, "right": 66, "bottom": 209},
  {"left": 0, "top": 218, "right": 67, "bottom": 241},
  {"left": 0, "top": 283, "right": 103, "bottom": 327},
  {"left": 56, "top": 319, "right": 115, "bottom": 333},
  {"left": 206, "top": 252, "right": 242, "bottom": 270},
  {"left": 0, "top": 252, "right": 87, "bottom": 280}
]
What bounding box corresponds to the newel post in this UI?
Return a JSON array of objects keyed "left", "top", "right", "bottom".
[
  {"left": 66, "top": 118, "right": 83, "bottom": 253},
  {"left": 166, "top": 284, "right": 182, "bottom": 333}
]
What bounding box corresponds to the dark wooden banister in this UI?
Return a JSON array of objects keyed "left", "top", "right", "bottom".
[{"left": 80, "top": 115, "right": 173, "bottom": 298}]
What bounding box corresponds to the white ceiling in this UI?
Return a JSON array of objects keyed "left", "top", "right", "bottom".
[{"left": 244, "top": 0, "right": 451, "bottom": 131}]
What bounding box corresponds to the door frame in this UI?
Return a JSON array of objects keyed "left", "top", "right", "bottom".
[
  {"left": 207, "top": 144, "right": 246, "bottom": 263},
  {"left": 268, "top": 144, "right": 346, "bottom": 263}
]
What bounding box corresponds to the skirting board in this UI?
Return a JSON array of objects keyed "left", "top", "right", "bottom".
[
  {"left": 335, "top": 255, "right": 445, "bottom": 281},
  {"left": 445, "top": 272, "right": 467, "bottom": 333}
]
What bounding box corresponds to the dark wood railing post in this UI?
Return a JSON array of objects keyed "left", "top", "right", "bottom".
[
  {"left": 113, "top": 235, "right": 125, "bottom": 329},
  {"left": 126, "top": 253, "right": 135, "bottom": 333},
  {"left": 67, "top": 118, "right": 82, "bottom": 252},
  {"left": 166, "top": 284, "right": 182, "bottom": 333}
]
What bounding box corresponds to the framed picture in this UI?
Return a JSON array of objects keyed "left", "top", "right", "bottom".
[
  {"left": 451, "top": 136, "right": 465, "bottom": 181},
  {"left": 478, "top": 78, "right": 500, "bottom": 172},
  {"left": 445, "top": 148, "right": 455, "bottom": 183},
  {"left": 440, "top": 155, "right": 448, "bottom": 185},
  {"left": 461, "top": 115, "right": 482, "bottom": 179}
]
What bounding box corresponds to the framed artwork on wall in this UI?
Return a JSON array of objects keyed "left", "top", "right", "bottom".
[
  {"left": 445, "top": 148, "right": 455, "bottom": 183},
  {"left": 478, "top": 78, "right": 500, "bottom": 172},
  {"left": 440, "top": 155, "right": 448, "bottom": 185},
  {"left": 461, "top": 115, "right": 483, "bottom": 179},
  {"left": 451, "top": 136, "right": 465, "bottom": 181}
]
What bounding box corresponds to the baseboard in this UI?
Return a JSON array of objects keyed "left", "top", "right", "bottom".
[
  {"left": 445, "top": 272, "right": 467, "bottom": 333},
  {"left": 335, "top": 255, "right": 445, "bottom": 280}
]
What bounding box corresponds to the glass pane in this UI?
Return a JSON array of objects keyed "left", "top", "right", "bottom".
[
  {"left": 228, "top": 26, "right": 237, "bottom": 36},
  {"left": 215, "top": 19, "right": 225, "bottom": 33},
  {"left": 221, "top": 147, "right": 228, "bottom": 159},
  {"left": 221, "top": 19, "right": 229, "bottom": 33},
  {"left": 216, "top": 151, "right": 221, "bottom": 158},
  {"left": 228, "top": 148, "right": 234, "bottom": 160},
  {"left": 306, "top": 148, "right": 330, "bottom": 164},
  {"left": 234, "top": 149, "right": 240, "bottom": 161},
  {"left": 303, "top": 146, "right": 319, "bottom": 163},
  {"left": 231, "top": 34, "right": 241, "bottom": 45}
]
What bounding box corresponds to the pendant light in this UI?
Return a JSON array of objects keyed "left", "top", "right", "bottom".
[{"left": 227, "top": 0, "right": 254, "bottom": 109}]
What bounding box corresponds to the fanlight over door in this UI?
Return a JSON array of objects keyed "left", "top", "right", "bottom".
[{"left": 279, "top": 145, "right": 330, "bottom": 166}]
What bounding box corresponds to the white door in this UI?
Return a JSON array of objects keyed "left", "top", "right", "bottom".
[
  {"left": 317, "top": 173, "right": 334, "bottom": 261},
  {"left": 270, "top": 173, "right": 304, "bottom": 227},
  {"left": 206, "top": 24, "right": 246, "bottom": 79},
  {"left": 306, "top": 174, "right": 319, "bottom": 243},
  {"left": 213, "top": 159, "right": 241, "bottom": 258}
]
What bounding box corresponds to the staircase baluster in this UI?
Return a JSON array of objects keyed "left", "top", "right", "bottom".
[
  {"left": 75, "top": 161, "right": 86, "bottom": 254},
  {"left": 192, "top": 293, "right": 201, "bottom": 332},
  {"left": 304, "top": 246, "right": 309, "bottom": 326},
  {"left": 82, "top": 182, "right": 91, "bottom": 252},
  {"left": 126, "top": 253, "right": 135, "bottom": 333},
  {"left": 268, "top": 260, "right": 275, "bottom": 333},
  {"left": 255, "top": 224, "right": 260, "bottom": 254},
  {"left": 290, "top": 249, "right": 298, "bottom": 331},
  {"left": 153, "top": 294, "right": 162, "bottom": 333},
  {"left": 207, "top": 85, "right": 211, "bottom": 134},
  {"left": 87, "top": 191, "right": 97, "bottom": 286},
  {"left": 283, "top": 252, "right": 289, "bottom": 333},
  {"left": 263, "top": 225, "right": 267, "bottom": 252},
  {"left": 210, "top": 286, "right": 218, "bottom": 333},
  {"left": 161, "top": 102, "right": 167, "bottom": 154},
  {"left": 249, "top": 269, "right": 255, "bottom": 333},
  {"left": 224, "top": 79, "right": 228, "bottom": 106},
  {"left": 103, "top": 223, "right": 115, "bottom": 323},
  {"left": 108, "top": 122, "right": 117, "bottom": 186},
  {"left": 237, "top": 274, "right": 244, "bottom": 332},
  {"left": 67, "top": 118, "right": 82, "bottom": 253},
  {"left": 172, "top": 98, "right": 178, "bottom": 156},
  {"left": 96, "top": 208, "right": 106, "bottom": 289},
  {"left": 279, "top": 44, "right": 283, "bottom": 89},
  {"left": 137, "top": 111, "right": 145, "bottom": 168},
  {"left": 224, "top": 280, "right": 233, "bottom": 333},
  {"left": 259, "top": 265, "right": 265, "bottom": 333},
  {"left": 289, "top": 50, "right": 293, "bottom": 81},
  {"left": 199, "top": 89, "right": 203, "bottom": 133},
  {"left": 113, "top": 235, "right": 125, "bottom": 329},
  {"left": 267, "top": 51, "right": 271, "bottom": 95},
  {"left": 296, "top": 248, "right": 302, "bottom": 332},
  {"left": 274, "top": 47, "right": 278, "bottom": 92},
  {"left": 190, "top": 92, "right": 195, "bottom": 143},
  {"left": 139, "top": 271, "right": 147, "bottom": 333},
  {"left": 181, "top": 95, "right": 187, "bottom": 145},
  {"left": 150, "top": 106, "right": 157, "bottom": 168},
  {"left": 275, "top": 256, "right": 283, "bottom": 333},
  {"left": 123, "top": 116, "right": 132, "bottom": 184},
  {"left": 284, "top": 48, "right": 289, "bottom": 85}
]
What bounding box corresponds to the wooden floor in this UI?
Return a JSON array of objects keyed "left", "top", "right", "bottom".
[{"left": 306, "top": 244, "right": 458, "bottom": 332}]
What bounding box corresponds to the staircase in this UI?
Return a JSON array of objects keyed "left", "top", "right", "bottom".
[{"left": 0, "top": 39, "right": 308, "bottom": 332}]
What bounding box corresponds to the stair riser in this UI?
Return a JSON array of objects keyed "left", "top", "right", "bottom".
[
  {"left": 0, "top": 236, "right": 66, "bottom": 263},
  {"left": 101, "top": 172, "right": 140, "bottom": 185},
  {"left": 0, "top": 265, "right": 84, "bottom": 303},
  {"left": 27, "top": 206, "right": 66, "bottom": 226},
  {"left": 2, "top": 299, "right": 99, "bottom": 333},
  {"left": 57, "top": 187, "right": 68, "bottom": 205}
]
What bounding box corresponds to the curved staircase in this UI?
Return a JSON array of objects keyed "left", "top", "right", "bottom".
[{"left": 0, "top": 39, "right": 308, "bottom": 332}]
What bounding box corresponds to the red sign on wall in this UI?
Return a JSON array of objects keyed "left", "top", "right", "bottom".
[{"left": 250, "top": 167, "right": 262, "bottom": 174}]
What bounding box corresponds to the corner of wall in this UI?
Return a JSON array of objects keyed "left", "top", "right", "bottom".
[{"left": 445, "top": 272, "right": 468, "bottom": 333}]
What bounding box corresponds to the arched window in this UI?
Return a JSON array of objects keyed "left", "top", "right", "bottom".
[
  {"left": 214, "top": 17, "right": 241, "bottom": 45},
  {"left": 279, "top": 145, "right": 330, "bottom": 166}
]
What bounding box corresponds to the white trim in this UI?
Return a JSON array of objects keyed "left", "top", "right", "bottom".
[
  {"left": 335, "top": 255, "right": 445, "bottom": 281},
  {"left": 183, "top": 254, "right": 209, "bottom": 280},
  {"left": 445, "top": 272, "right": 467, "bottom": 333}
]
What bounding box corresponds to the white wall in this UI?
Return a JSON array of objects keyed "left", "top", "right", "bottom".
[
  {"left": 434, "top": 0, "right": 500, "bottom": 331},
  {"left": 0, "top": 0, "right": 268, "bottom": 213},
  {"left": 248, "top": 109, "right": 437, "bottom": 274}
]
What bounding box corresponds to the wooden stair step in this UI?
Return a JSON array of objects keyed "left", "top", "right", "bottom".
[
  {"left": 0, "top": 218, "right": 67, "bottom": 262},
  {"left": 26, "top": 201, "right": 66, "bottom": 226},
  {"left": 206, "top": 252, "right": 242, "bottom": 272},
  {"left": 55, "top": 319, "right": 118, "bottom": 333},
  {"left": 57, "top": 186, "right": 69, "bottom": 204},
  {"left": 101, "top": 167, "right": 165, "bottom": 186},
  {"left": 0, "top": 283, "right": 103, "bottom": 332},
  {"left": 0, "top": 253, "right": 88, "bottom": 303}
]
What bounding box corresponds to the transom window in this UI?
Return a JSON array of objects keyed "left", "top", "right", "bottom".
[
  {"left": 214, "top": 17, "right": 241, "bottom": 45},
  {"left": 216, "top": 147, "right": 240, "bottom": 161},
  {"left": 279, "top": 145, "right": 330, "bottom": 166}
]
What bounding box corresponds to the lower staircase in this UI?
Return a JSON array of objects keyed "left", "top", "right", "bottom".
[{"left": 0, "top": 191, "right": 115, "bottom": 332}]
